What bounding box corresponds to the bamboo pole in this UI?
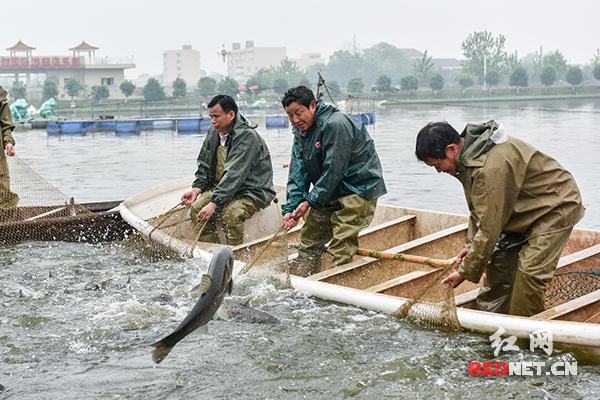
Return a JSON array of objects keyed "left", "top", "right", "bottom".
[{"left": 356, "top": 248, "right": 455, "bottom": 268}]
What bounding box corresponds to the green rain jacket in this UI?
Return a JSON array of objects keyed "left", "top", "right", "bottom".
[
  {"left": 192, "top": 113, "right": 275, "bottom": 209},
  {"left": 0, "top": 87, "right": 15, "bottom": 163},
  {"left": 282, "top": 100, "right": 386, "bottom": 214},
  {"left": 454, "top": 120, "right": 585, "bottom": 283}
]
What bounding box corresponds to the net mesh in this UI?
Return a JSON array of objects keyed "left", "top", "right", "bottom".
[
  {"left": 111, "top": 205, "right": 207, "bottom": 261},
  {"left": 390, "top": 263, "right": 462, "bottom": 330},
  {"left": 545, "top": 269, "right": 600, "bottom": 308},
  {"left": 238, "top": 226, "right": 292, "bottom": 287},
  {"left": 0, "top": 156, "right": 125, "bottom": 243}
]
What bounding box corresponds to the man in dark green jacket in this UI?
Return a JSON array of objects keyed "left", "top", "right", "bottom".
[
  {"left": 281, "top": 86, "right": 387, "bottom": 276},
  {"left": 0, "top": 85, "right": 18, "bottom": 211},
  {"left": 181, "top": 95, "right": 275, "bottom": 245},
  {"left": 416, "top": 120, "right": 585, "bottom": 317}
]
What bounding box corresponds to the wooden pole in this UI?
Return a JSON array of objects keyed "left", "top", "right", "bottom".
[{"left": 356, "top": 248, "right": 455, "bottom": 268}]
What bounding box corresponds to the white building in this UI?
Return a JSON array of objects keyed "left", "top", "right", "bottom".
[
  {"left": 163, "top": 45, "right": 201, "bottom": 87},
  {"left": 290, "top": 53, "right": 325, "bottom": 72},
  {"left": 227, "top": 41, "right": 286, "bottom": 84}
]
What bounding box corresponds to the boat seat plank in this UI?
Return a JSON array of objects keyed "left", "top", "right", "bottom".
[
  {"left": 358, "top": 215, "right": 417, "bottom": 251},
  {"left": 385, "top": 223, "right": 468, "bottom": 255},
  {"left": 533, "top": 290, "right": 600, "bottom": 322},
  {"left": 365, "top": 269, "right": 435, "bottom": 293}
]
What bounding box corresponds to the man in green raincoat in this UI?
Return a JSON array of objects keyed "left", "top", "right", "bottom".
[
  {"left": 281, "top": 86, "right": 387, "bottom": 277},
  {"left": 0, "top": 85, "right": 18, "bottom": 211},
  {"left": 415, "top": 120, "right": 585, "bottom": 317},
  {"left": 181, "top": 94, "right": 275, "bottom": 246}
]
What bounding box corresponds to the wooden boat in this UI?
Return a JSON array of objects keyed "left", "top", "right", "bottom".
[
  {"left": 0, "top": 200, "right": 133, "bottom": 243},
  {"left": 120, "top": 177, "right": 600, "bottom": 350}
]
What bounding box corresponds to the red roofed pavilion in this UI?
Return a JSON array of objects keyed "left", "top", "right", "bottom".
[
  {"left": 6, "top": 40, "right": 36, "bottom": 57},
  {"left": 69, "top": 41, "right": 99, "bottom": 61}
]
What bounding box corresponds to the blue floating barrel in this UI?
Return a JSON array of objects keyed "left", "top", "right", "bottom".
[
  {"left": 177, "top": 118, "right": 202, "bottom": 133},
  {"left": 46, "top": 122, "right": 60, "bottom": 134},
  {"left": 115, "top": 120, "right": 140, "bottom": 135},
  {"left": 153, "top": 120, "right": 175, "bottom": 130},
  {"left": 200, "top": 118, "right": 212, "bottom": 131},
  {"left": 83, "top": 121, "right": 99, "bottom": 132},
  {"left": 99, "top": 120, "right": 117, "bottom": 130},
  {"left": 266, "top": 117, "right": 289, "bottom": 129},
  {"left": 351, "top": 113, "right": 376, "bottom": 125},
  {"left": 60, "top": 121, "right": 85, "bottom": 134},
  {"left": 138, "top": 120, "right": 154, "bottom": 130}
]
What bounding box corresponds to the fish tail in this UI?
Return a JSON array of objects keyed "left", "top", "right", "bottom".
[{"left": 150, "top": 341, "right": 174, "bottom": 364}]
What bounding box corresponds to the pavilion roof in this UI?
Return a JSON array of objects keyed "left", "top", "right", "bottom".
[
  {"left": 69, "top": 41, "right": 99, "bottom": 51},
  {"left": 6, "top": 40, "right": 36, "bottom": 51}
]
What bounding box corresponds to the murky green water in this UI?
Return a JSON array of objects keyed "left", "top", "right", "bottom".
[{"left": 2, "top": 99, "right": 600, "bottom": 399}]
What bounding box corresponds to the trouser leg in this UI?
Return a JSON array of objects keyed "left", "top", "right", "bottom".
[
  {"left": 0, "top": 158, "right": 19, "bottom": 211},
  {"left": 328, "top": 194, "right": 377, "bottom": 267},
  {"left": 190, "top": 190, "right": 219, "bottom": 243},
  {"left": 294, "top": 194, "right": 377, "bottom": 277},
  {"left": 509, "top": 229, "right": 572, "bottom": 317},
  {"left": 219, "top": 197, "right": 259, "bottom": 246},
  {"left": 294, "top": 207, "right": 333, "bottom": 277},
  {"left": 476, "top": 233, "right": 523, "bottom": 314}
]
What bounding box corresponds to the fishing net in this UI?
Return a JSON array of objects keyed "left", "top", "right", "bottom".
[
  {"left": 544, "top": 269, "right": 600, "bottom": 309},
  {"left": 238, "top": 225, "right": 292, "bottom": 287},
  {"left": 111, "top": 205, "right": 207, "bottom": 261},
  {"left": 0, "top": 156, "right": 126, "bottom": 243},
  {"left": 390, "top": 263, "right": 462, "bottom": 331}
]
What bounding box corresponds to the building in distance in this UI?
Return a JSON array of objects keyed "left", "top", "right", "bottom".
[
  {"left": 162, "top": 45, "right": 201, "bottom": 88},
  {"left": 1, "top": 40, "right": 135, "bottom": 100}
]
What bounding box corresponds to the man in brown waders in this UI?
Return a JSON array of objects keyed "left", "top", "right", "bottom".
[
  {"left": 180, "top": 94, "right": 275, "bottom": 246},
  {"left": 281, "top": 86, "right": 387, "bottom": 277},
  {"left": 0, "top": 85, "right": 18, "bottom": 211},
  {"left": 416, "top": 120, "right": 585, "bottom": 317}
]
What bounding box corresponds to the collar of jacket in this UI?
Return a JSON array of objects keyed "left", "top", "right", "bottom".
[
  {"left": 454, "top": 119, "right": 500, "bottom": 175},
  {"left": 0, "top": 86, "right": 8, "bottom": 102},
  {"left": 225, "top": 112, "right": 258, "bottom": 139},
  {"left": 292, "top": 99, "right": 338, "bottom": 136}
]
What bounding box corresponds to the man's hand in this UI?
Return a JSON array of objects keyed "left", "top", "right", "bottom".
[
  {"left": 282, "top": 201, "right": 310, "bottom": 230},
  {"left": 5, "top": 143, "right": 15, "bottom": 157},
  {"left": 283, "top": 212, "right": 297, "bottom": 230},
  {"left": 181, "top": 188, "right": 202, "bottom": 205},
  {"left": 291, "top": 201, "right": 309, "bottom": 220},
  {"left": 198, "top": 202, "right": 217, "bottom": 220},
  {"left": 456, "top": 248, "right": 469, "bottom": 264},
  {"left": 442, "top": 270, "right": 465, "bottom": 288}
]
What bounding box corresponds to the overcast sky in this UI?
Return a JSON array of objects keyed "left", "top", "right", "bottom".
[{"left": 5, "top": 0, "right": 598, "bottom": 80}]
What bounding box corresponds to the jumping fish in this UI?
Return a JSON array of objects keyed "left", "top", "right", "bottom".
[{"left": 144, "top": 245, "right": 234, "bottom": 364}]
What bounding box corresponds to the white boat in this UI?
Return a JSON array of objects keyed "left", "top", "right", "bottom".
[{"left": 120, "top": 178, "right": 600, "bottom": 351}]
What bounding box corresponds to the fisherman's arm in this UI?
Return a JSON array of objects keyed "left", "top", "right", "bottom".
[
  {"left": 282, "top": 136, "right": 310, "bottom": 218},
  {"left": 305, "top": 119, "right": 352, "bottom": 208},
  {"left": 458, "top": 168, "right": 521, "bottom": 283}
]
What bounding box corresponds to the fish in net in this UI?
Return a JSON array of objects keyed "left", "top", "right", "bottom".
[
  {"left": 544, "top": 269, "right": 600, "bottom": 309},
  {"left": 111, "top": 204, "right": 208, "bottom": 261},
  {"left": 390, "top": 262, "right": 462, "bottom": 331},
  {"left": 0, "top": 156, "right": 123, "bottom": 243},
  {"left": 238, "top": 225, "right": 292, "bottom": 287}
]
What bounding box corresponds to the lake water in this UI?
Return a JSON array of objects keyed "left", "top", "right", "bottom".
[{"left": 2, "top": 99, "right": 600, "bottom": 399}]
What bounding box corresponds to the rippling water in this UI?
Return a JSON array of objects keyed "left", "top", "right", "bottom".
[{"left": 2, "top": 99, "right": 600, "bottom": 399}]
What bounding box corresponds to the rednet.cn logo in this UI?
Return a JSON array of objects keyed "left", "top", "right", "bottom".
[{"left": 468, "top": 327, "right": 577, "bottom": 376}]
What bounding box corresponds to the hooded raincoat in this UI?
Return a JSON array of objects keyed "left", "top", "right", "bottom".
[
  {"left": 454, "top": 120, "right": 585, "bottom": 284},
  {"left": 192, "top": 113, "right": 275, "bottom": 210},
  {"left": 282, "top": 100, "right": 386, "bottom": 214},
  {"left": 0, "top": 86, "right": 15, "bottom": 163}
]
